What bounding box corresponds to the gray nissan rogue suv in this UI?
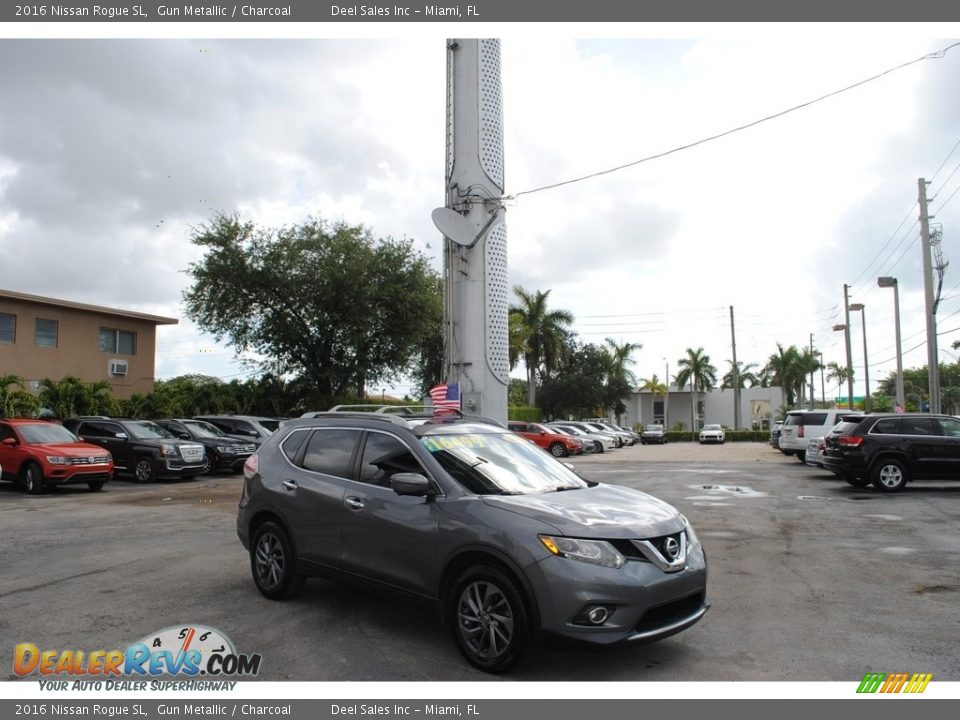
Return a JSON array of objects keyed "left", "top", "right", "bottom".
[{"left": 236, "top": 413, "right": 709, "bottom": 672}]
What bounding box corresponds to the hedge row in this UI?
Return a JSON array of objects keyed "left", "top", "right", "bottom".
[
  {"left": 663, "top": 430, "right": 770, "bottom": 443},
  {"left": 507, "top": 406, "right": 543, "bottom": 422}
]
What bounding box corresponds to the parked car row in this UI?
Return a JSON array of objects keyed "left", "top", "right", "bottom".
[
  {"left": 784, "top": 409, "right": 960, "bottom": 493},
  {"left": 0, "top": 413, "right": 281, "bottom": 494}
]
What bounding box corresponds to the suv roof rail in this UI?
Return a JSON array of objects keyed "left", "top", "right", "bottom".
[
  {"left": 293, "top": 411, "right": 414, "bottom": 427},
  {"left": 326, "top": 404, "right": 463, "bottom": 417}
]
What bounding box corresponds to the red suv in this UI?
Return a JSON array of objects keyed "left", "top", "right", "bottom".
[
  {"left": 507, "top": 421, "right": 584, "bottom": 457},
  {"left": 0, "top": 419, "right": 113, "bottom": 494}
]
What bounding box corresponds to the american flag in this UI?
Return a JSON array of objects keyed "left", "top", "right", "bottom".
[
  {"left": 429, "top": 383, "right": 461, "bottom": 413},
  {"left": 895, "top": 403, "right": 905, "bottom": 415}
]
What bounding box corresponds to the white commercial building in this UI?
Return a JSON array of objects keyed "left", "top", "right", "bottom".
[{"left": 620, "top": 385, "right": 785, "bottom": 431}]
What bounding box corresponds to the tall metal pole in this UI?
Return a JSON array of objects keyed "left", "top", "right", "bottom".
[
  {"left": 843, "top": 284, "right": 855, "bottom": 410},
  {"left": 892, "top": 282, "right": 905, "bottom": 410},
  {"left": 663, "top": 358, "right": 670, "bottom": 428},
  {"left": 816, "top": 352, "right": 825, "bottom": 406},
  {"left": 858, "top": 307, "right": 870, "bottom": 409},
  {"left": 919, "top": 177, "right": 940, "bottom": 414},
  {"left": 730, "top": 306, "right": 739, "bottom": 430},
  {"left": 809, "top": 332, "right": 815, "bottom": 410},
  {"left": 440, "top": 39, "right": 508, "bottom": 423}
]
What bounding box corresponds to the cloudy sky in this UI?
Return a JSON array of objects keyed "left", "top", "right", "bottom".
[{"left": 2, "top": 26, "right": 960, "bottom": 400}]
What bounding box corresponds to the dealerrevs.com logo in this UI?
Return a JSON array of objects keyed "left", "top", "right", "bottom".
[
  {"left": 857, "top": 672, "right": 933, "bottom": 694},
  {"left": 14, "top": 625, "right": 261, "bottom": 689}
]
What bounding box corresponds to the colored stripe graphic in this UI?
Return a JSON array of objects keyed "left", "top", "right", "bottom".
[{"left": 857, "top": 672, "right": 932, "bottom": 694}]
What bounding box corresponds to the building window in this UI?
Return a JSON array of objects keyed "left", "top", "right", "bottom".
[
  {"left": 99, "top": 328, "right": 136, "bottom": 355},
  {"left": 35, "top": 318, "right": 58, "bottom": 348},
  {"left": 0, "top": 313, "right": 14, "bottom": 343}
]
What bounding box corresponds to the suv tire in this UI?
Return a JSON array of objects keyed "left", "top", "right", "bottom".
[
  {"left": 87, "top": 481, "right": 105, "bottom": 492},
  {"left": 251, "top": 521, "right": 303, "bottom": 600},
  {"left": 872, "top": 457, "right": 908, "bottom": 493},
  {"left": 548, "top": 442, "right": 566, "bottom": 458},
  {"left": 450, "top": 563, "right": 529, "bottom": 673},
  {"left": 23, "top": 461, "right": 45, "bottom": 495},
  {"left": 134, "top": 456, "right": 157, "bottom": 483},
  {"left": 843, "top": 475, "right": 871, "bottom": 488}
]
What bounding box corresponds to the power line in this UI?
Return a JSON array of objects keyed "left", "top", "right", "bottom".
[{"left": 506, "top": 41, "right": 960, "bottom": 200}]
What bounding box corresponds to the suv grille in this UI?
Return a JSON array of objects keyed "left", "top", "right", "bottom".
[
  {"left": 66, "top": 455, "right": 111, "bottom": 465},
  {"left": 635, "top": 593, "right": 705, "bottom": 634}
]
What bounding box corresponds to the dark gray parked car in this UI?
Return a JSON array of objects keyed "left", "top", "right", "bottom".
[{"left": 237, "top": 413, "right": 709, "bottom": 673}]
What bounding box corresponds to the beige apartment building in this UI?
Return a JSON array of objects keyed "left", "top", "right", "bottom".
[{"left": 0, "top": 289, "right": 177, "bottom": 400}]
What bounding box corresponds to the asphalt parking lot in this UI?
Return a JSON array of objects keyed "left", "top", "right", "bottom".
[{"left": 2, "top": 443, "right": 959, "bottom": 682}]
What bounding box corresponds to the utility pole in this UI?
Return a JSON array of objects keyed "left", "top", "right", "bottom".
[
  {"left": 843, "top": 284, "right": 855, "bottom": 410},
  {"left": 809, "top": 333, "right": 815, "bottom": 409},
  {"left": 435, "top": 39, "right": 509, "bottom": 423},
  {"left": 919, "top": 178, "right": 940, "bottom": 414},
  {"left": 730, "top": 306, "right": 739, "bottom": 430}
]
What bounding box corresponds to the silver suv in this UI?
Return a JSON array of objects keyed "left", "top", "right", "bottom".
[{"left": 236, "top": 414, "right": 709, "bottom": 672}]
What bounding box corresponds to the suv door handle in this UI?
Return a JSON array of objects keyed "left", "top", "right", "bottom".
[
  {"left": 344, "top": 497, "right": 365, "bottom": 510},
  {"left": 281, "top": 480, "right": 298, "bottom": 492}
]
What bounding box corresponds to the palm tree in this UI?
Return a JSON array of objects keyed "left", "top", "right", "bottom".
[
  {"left": 639, "top": 374, "right": 668, "bottom": 398},
  {"left": 507, "top": 309, "right": 530, "bottom": 372},
  {"left": 675, "top": 347, "right": 717, "bottom": 433},
  {"left": 38, "top": 376, "right": 117, "bottom": 419},
  {"left": 826, "top": 361, "right": 853, "bottom": 404},
  {"left": 603, "top": 338, "right": 641, "bottom": 424},
  {"left": 0, "top": 374, "right": 38, "bottom": 417},
  {"left": 762, "top": 344, "right": 808, "bottom": 407},
  {"left": 721, "top": 361, "right": 759, "bottom": 390},
  {"left": 509, "top": 286, "right": 574, "bottom": 406}
]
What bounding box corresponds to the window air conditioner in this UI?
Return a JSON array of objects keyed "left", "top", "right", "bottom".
[{"left": 109, "top": 360, "right": 129, "bottom": 376}]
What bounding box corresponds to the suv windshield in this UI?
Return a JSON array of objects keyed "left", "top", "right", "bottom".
[
  {"left": 420, "top": 432, "right": 588, "bottom": 495},
  {"left": 18, "top": 424, "right": 80, "bottom": 444},
  {"left": 127, "top": 421, "right": 177, "bottom": 440},
  {"left": 183, "top": 420, "right": 230, "bottom": 439},
  {"left": 256, "top": 419, "right": 279, "bottom": 434},
  {"left": 645, "top": 425, "right": 663, "bottom": 432},
  {"left": 703, "top": 424, "right": 721, "bottom": 431}
]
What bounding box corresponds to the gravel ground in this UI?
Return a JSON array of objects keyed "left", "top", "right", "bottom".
[{"left": 582, "top": 440, "right": 793, "bottom": 464}]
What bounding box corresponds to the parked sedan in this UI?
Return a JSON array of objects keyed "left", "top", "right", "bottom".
[
  {"left": 549, "top": 422, "right": 617, "bottom": 453},
  {"left": 698, "top": 424, "right": 725, "bottom": 444},
  {"left": 0, "top": 418, "right": 113, "bottom": 494},
  {"left": 237, "top": 415, "right": 710, "bottom": 673}
]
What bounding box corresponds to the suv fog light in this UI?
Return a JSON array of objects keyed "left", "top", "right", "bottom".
[{"left": 573, "top": 604, "right": 614, "bottom": 626}]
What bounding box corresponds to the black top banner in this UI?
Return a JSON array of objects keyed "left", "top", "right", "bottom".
[{"left": 3, "top": 0, "right": 960, "bottom": 23}]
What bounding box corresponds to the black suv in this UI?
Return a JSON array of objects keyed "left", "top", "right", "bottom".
[
  {"left": 194, "top": 415, "right": 279, "bottom": 446},
  {"left": 64, "top": 417, "right": 206, "bottom": 482},
  {"left": 822, "top": 413, "right": 960, "bottom": 492},
  {"left": 156, "top": 419, "right": 256, "bottom": 474}
]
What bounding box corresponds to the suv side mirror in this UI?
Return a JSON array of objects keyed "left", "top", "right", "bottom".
[
  {"left": 391, "top": 472, "right": 434, "bottom": 497},
  {"left": 2, "top": 437, "right": 17, "bottom": 447},
  {"left": 115, "top": 432, "right": 129, "bottom": 440}
]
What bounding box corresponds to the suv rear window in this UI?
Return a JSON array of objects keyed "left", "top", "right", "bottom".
[
  {"left": 870, "top": 418, "right": 902, "bottom": 435},
  {"left": 832, "top": 420, "right": 863, "bottom": 435},
  {"left": 784, "top": 413, "right": 828, "bottom": 426}
]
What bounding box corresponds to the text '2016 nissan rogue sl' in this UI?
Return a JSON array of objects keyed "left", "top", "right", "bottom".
[{"left": 237, "top": 413, "right": 709, "bottom": 673}]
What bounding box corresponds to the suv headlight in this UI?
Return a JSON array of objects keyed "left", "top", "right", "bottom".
[
  {"left": 681, "top": 515, "right": 701, "bottom": 550},
  {"left": 160, "top": 443, "right": 180, "bottom": 458},
  {"left": 46, "top": 455, "right": 69, "bottom": 465},
  {"left": 216, "top": 446, "right": 236, "bottom": 454},
  {"left": 539, "top": 535, "right": 625, "bottom": 569}
]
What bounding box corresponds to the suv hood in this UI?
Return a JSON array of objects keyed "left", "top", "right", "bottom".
[
  {"left": 483, "top": 484, "right": 683, "bottom": 539},
  {"left": 33, "top": 442, "right": 111, "bottom": 458}
]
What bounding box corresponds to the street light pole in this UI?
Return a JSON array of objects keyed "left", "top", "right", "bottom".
[
  {"left": 849, "top": 303, "right": 870, "bottom": 411},
  {"left": 842, "top": 284, "right": 855, "bottom": 409},
  {"left": 833, "top": 321, "right": 853, "bottom": 409},
  {"left": 815, "top": 350, "right": 825, "bottom": 406},
  {"left": 663, "top": 358, "right": 669, "bottom": 428},
  {"left": 878, "top": 276, "right": 905, "bottom": 411}
]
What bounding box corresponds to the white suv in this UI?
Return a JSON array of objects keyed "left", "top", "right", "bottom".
[{"left": 778, "top": 409, "right": 844, "bottom": 463}]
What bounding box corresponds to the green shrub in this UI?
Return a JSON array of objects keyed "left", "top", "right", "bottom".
[{"left": 508, "top": 406, "right": 543, "bottom": 422}]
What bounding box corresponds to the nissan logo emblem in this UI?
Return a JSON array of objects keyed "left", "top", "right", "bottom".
[{"left": 663, "top": 536, "right": 680, "bottom": 560}]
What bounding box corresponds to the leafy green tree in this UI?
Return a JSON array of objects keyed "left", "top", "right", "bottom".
[
  {"left": 184, "top": 213, "right": 441, "bottom": 404},
  {"left": 0, "top": 375, "right": 39, "bottom": 417},
  {"left": 539, "top": 341, "right": 608, "bottom": 420},
  {"left": 639, "top": 374, "right": 667, "bottom": 399},
  {"left": 509, "top": 286, "right": 574, "bottom": 407}
]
